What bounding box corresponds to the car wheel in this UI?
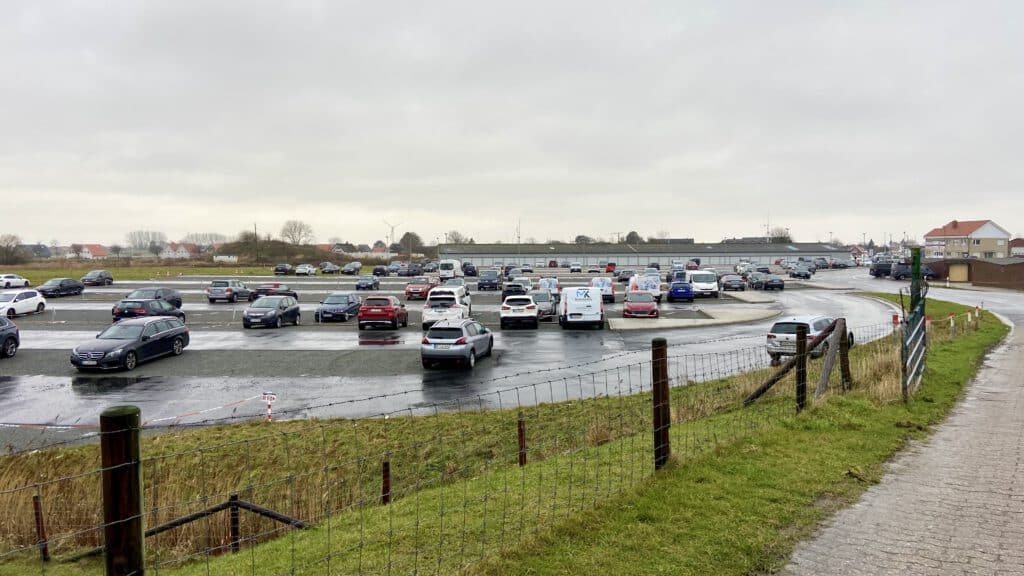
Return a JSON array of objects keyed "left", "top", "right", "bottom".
[
  {"left": 5, "top": 309, "right": 13, "bottom": 319},
  {"left": 208, "top": 298, "right": 216, "bottom": 304},
  {"left": 275, "top": 316, "right": 282, "bottom": 329},
  {"left": 422, "top": 359, "right": 431, "bottom": 369},
  {"left": 391, "top": 319, "right": 399, "bottom": 330},
  {"left": 402, "top": 315, "right": 408, "bottom": 328},
  {"left": 467, "top": 350, "right": 476, "bottom": 368},
  {"left": 230, "top": 294, "right": 237, "bottom": 303},
  {"left": 532, "top": 319, "right": 539, "bottom": 329},
  {"left": 500, "top": 320, "right": 507, "bottom": 329},
  {"left": 484, "top": 336, "right": 494, "bottom": 356},
  {"left": 35, "top": 303, "right": 45, "bottom": 314},
  {"left": 295, "top": 314, "right": 301, "bottom": 326},
  {"left": 359, "top": 323, "right": 366, "bottom": 331},
  {"left": 848, "top": 332, "right": 855, "bottom": 347},
  {"left": 1, "top": 337, "right": 17, "bottom": 358},
  {"left": 123, "top": 351, "right": 137, "bottom": 371},
  {"left": 172, "top": 337, "right": 184, "bottom": 356}
]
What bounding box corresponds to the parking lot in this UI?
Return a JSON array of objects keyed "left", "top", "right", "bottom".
[{"left": 0, "top": 267, "right": 897, "bottom": 433}]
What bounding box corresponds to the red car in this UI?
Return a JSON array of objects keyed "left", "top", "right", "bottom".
[
  {"left": 622, "top": 291, "right": 659, "bottom": 318},
  {"left": 404, "top": 277, "right": 438, "bottom": 300},
  {"left": 358, "top": 296, "right": 409, "bottom": 330},
  {"left": 605, "top": 262, "right": 617, "bottom": 273},
  {"left": 253, "top": 283, "right": 298, "bottom": 299}
]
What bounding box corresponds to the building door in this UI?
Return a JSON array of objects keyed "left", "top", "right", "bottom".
[{"left": 948, "top": 264, "right": 969, "bottom": 282}]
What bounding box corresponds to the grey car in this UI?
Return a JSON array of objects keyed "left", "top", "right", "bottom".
[
  {"left": 206, "top": 279, "right": 256, "bottom": 303},
  {"left": 528, "top": 290, "right": 556, "bottom": 320},
  {"left": 420, "top": 319, "right": 494, "bottom": 369}
]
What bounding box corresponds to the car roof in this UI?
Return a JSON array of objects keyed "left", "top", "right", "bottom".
[
  {"left": 112, "top": 316, "right": 173, "bottom": 326},
  {"left": 773, "top": 315, "right": 830, "bottom": 325},
  {"left": 430, "top": 319, "right": 473, "bottom": 328}
]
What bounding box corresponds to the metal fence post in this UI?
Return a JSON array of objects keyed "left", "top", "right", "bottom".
[
  {"left": 795, "top": 325, "right": 807, "bottom": 412},
  {"left": 652, "top": 338, "right": 671, "bottom": 469},
  {"left": 32, "top": 494, "right": 49, "bottom": 562},
  {"left": 381, "top": 456, "right": 392, "bottom": 505},
  {"left": 100, "top": 405, "right": 144, "bottom": 576},
  {"left": 229, "top": 493, "right": 240, "bottom": 553},
  {"left": 517, "top": 413, "right": 527, "bottom": 467}
]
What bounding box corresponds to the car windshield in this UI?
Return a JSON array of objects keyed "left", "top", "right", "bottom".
[
  {"left": 627, "top": 293, "right": 655, "bottom": 303},
  {"left": 127, "top": 289, "right": 159, "bottom": 298},
  {"left": 211, "top": 281, "right": 229, "bottom": 287},
  {"left": 427, "top": 327, "right": 463, "bottom": 340},
  {"left": 531, "top": 292, "right": 550, "bottom": 302},
  {"left": 690, "top": 273, "right": 716, "bottom": 283},
  {"left": 252, "top": 297, "right": 285, "bottom": 308},
  {"left": 768, "top": 275, "right": 783, "bottom": 280},
  {"left": 671, "top": 282, "right": 690, "bottom": 289},
  {"left": 84, "top": 271, "right": 103, "bottom": 278},
  {"left": 0, "top": 294, "right": 14, "bottom": 302},
  {"left": 481, "top": 271, "right": 497, "bottom": 278},
  {"left": 427, "top": 297, "right": 456, "bottom": 308},
  {"left": 364, "top": 298, "right": 391, "bottom": 307},
  {"left": 323, "top": 295, "right": 350, "bottom": 304},
  {"left": 99, "top": 324, "right": 144, "bottom": 339},
  {"left": 770, "top": 322, "right": 809, "bottom": 334},
  {"left": 445, "top": 278, "right": 464, "bottom": 285},
  {"left": 505, "top": 284, "right": 524, "bottom": 290},
  {"left": 505, "top": 297, "right": 532, "bottom": 306},
  {"left": 360, "top": 276, "right": 375, "bottom": 282},
  {"left": 410, "top": 277, "right": 429, "bottom": 284}
]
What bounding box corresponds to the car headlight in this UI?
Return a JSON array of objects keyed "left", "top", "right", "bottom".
[
  {"left": 264, "top": 311, "right": 275, "bottom": 317},
  {"left": 106, "top": 348, "right": 123, "bottom": 358},
  {"left": 71, "top": 347, "right": 79, "bottom": 355}
]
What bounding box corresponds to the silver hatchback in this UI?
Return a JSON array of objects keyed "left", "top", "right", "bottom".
[{"left": 420, "top": 319, "right": 494, "bottom": 369}]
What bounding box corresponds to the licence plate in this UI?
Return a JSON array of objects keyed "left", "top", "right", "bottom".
[
  {"left": 250, "top": 319, "right": 261, "bottom": 324},
  {"left": 513, "top": 307, "right": 524, "bottom": 312},
  {"left": 570, "top": 313, "right": 581, "bottom": 319},
  {"left": 435, "top": 344, "right": 451, "bottom": 349},
  {"left": 81, "top": 360, "right": 97, "bottom": 366},
  {"left": 371, "top": 308, "right": 381, "bottom": 312},
  {"left": 321, "top": 313, "right": 332, "bottom": 317}
]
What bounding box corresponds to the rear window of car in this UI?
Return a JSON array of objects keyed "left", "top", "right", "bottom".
[
  {"left": 427, "top": 296, "right": 456, "bottom": 307},
  {"left": 364, "top": 298, "right": 391, "bottom": 306},
  {"left": 690, "top": 273, "right": 716, "bottom": 283},
  {"left": 481, "top": 271, "right": 498, "bottom": 278},
  {"left": 770, "top": 322, "right": 808, "bottom": 334},
  {"left": 211, "top": 281, "right": 229, "bottom": 287},
  {"left": 505, "top": 297, "right": 532, "bottom": 306},
  {"left": 531, "top": 292, "right": 550, "bottom": 302},
  {"left": 117, "top": 301, "right": 145, "bottom": 308},
  {"left": 591, "top": 278, "right": 611, "bottom": 287},
  {"left": 626, "top": 292, "right": 655, "bottom": 302},
  {"left": 670, "top": 282, "right": 690, "bottom": 289},
  {"left": 427, "top": 327, "right": 464, "bottom": 339}
]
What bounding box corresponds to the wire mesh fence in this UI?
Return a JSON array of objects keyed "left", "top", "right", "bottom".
[{"left": 0, "top": 308, "right": 991, "bottom": 575}]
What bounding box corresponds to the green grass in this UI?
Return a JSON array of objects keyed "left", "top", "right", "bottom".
[{"left": 0, "top": 296, "right": 1008, "bottom": 575}]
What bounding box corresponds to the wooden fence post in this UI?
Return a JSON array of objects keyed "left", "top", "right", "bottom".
[
  {"left": 838, "top": 319, "right": 853, "bottom": 391},
  {"left": 795, "top": 325, "right": 808, "bottom": 412},
  {"left": 229, "top": 493, "right": 240, "bottom": 553},
  {"left": 100, "top": 405, "right": 144, "bottom": 576},
  {"left": 652, "top": 338, "right": 671, "bottom": 470},
  {"left": 32, "top": 494, "right": 49, "bottom": 562},
  {"left": 517, "top": 413, "right": 527, "bottom": 467},
  {"left": 381, "top": 456, "right": 391, "bottom": 505}
]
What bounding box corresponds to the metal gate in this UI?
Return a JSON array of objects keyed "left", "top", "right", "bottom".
[{"left": 901, "top": 286, "right": 927, "bottom": 401}]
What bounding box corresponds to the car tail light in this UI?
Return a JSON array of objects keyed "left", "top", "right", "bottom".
[
  {"left": 526, "top": 305, "right": 536, "bottom": 309},
  {"left": 767, "top": 334, "right": 776, "bottom": 339},
  {"left": 500, "top": 305, "right": 510, "bottom": 310},
  {"left": 134, "top": 308, "right": 146, "bottom": 314},
  {"left": 454, "top": 337, "right": 467, "bottom": 345},
  {"left": 225, "top": 288, "right": 233, "bottom": 293},
  {"left": 421, "top": 337, "right": 430, "bottom": 345},
  {"left": 111, "top": 306, "right": 117, "bottom": 314}
]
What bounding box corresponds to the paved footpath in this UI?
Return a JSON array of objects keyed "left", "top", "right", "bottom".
[{"left": 784, "top": 322, "right": 1024, "bottom": 575}]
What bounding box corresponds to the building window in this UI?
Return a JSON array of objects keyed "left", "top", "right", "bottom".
[
  {"left": 973, "top": 239, "right": 982, "bottom": 245},
  {"left": 984, "top": 252, "right": 995, "bottom": 258},
  {"left": 997, "top": 239, "right": 1006, "bottom": 246}
]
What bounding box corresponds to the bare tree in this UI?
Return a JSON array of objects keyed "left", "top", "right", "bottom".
[
  {"left": 769, "top": 227, "right": 793, "bottom": 243},
  {"left": 182, "top": 232, "right": 227, "bottom": 246},
  {"left": 148, "top": 241, "right": 163, "bottom": 258},
  {"left": 0, "top": 234, "right": 25, "bottom": 265},
  {"left": 624, "top": 231, "right": 644, "bottom": 244},
  {"left": 280, "top": 220, "right": 315, "bottom": 245},
  {"left": 445, "top": 230, "right": 467, "bottom": 244},
  {"left": 70, "top": 243, "right": 84, "bottom": 259},
  {"left": 109, "top": 244, "right": 124, "bottom": 264},
  {"left": 126, "top": 230, "right": 167, "bottom": 250}
]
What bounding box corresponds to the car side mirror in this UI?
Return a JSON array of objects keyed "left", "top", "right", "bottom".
[
  {"left": 141, "top": 335, "right": 150, "bottom": 341},
  {"left": 319, "top": 301, "right": 324, "bottom": 304}
]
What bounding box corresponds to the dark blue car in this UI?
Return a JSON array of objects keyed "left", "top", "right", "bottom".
[
  {"left": 666, "top": 281, "right": 694, "bottom": 303},
  {"left": 315, "top": 292, "right": 361, "bottom": 322},
  {"left": 0, "top": 316, "right": 19, "bottom": 358}
]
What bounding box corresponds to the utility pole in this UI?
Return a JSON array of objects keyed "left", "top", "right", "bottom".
[
  {"left": 610, "top": 231, "right": 623, "bottom": 243},
  {"left": 516, "top": 220, "right": 522, "bottom": 263},
  {"left": 254, "top": 223, "right": 259, "bottom": 265}
]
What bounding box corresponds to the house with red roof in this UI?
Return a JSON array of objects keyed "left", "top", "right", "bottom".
[
  {"left": 79, "top": 244, "right": 110, "bottom": 260},
  {"left": 923, "top": 220, "right": 1011, "bottom": 259},
  {"left": 160, "top": 242, "right": 200, "bottom": 259}
]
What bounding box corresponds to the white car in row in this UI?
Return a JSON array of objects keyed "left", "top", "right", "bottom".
[
  {"left": 1, "top": 274, "right": 30, "bottom": 289},
  {"left": 420, "top": 286, "right": 472, "bottom": 330},
  {"left": 499, "top": 295, "right": 539, "bottom": 329},
  {"left": 0, "top": 289, "right": 47, "bottom": 318}
]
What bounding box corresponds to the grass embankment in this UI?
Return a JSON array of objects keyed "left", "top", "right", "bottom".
[{"left": 0, "top": 295, "right": 1006, "bottom": 575}]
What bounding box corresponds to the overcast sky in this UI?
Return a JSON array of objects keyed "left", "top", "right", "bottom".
[{"left": 4, "top": 1, "right": 1023, "bottom": 247}]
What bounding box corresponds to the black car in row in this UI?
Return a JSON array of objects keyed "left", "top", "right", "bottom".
[
  {"left": 38, "top": 278, "right": 84, "bottom": 297},
  {"left": 124, "top": 287, "right": 183, "bottom": 308},
  {"left": 112, "top": 299, "right": 186, "bottom": 322},
  {"left": 81, "top": 270, "right": 114, "bottom": 286},
  {"left": 70, "top": 317, "right": 189, "bottom": 371},
  {"left": 0, "top": 316, "right": 19, "bottom": 358}
]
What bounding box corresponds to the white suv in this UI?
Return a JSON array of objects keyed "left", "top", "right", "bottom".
[
  {"left": 766, "top": 315, "right": 855, "bottom": 363},
  {"left": 500, "top": 295, "right": 539, "bottom": 329},
  {"left": 421, "top": 287, "right": 471, "bottom": 330}
]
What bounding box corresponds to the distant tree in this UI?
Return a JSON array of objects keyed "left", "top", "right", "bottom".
[
  {"left": 546, "top": 239, "right": 565, "bottom": 245},
  {"left": 446, "top": 230, "right": 468, "bottom": 244},
  {"left": 468, "top": 238, "right": 475, "bottom": 244},
  {"left": 373, "top": 240, "right": 387, "bottom": 250},
  {"left": 70, "top": 243, "right": 84, "bottom": 259},
  {"left": 148, "top": 241, "right": 163, "bottom": 258},
  {"left": 769, "top": 227, "right": 793, "bottom": 243},
  {"left": 109, "top": 244, "right": 124, "bottom": 263},
  {"left": 867, "top": 239, "right": 876, "bottom": 250},
  {"left": 398, "top": 231, "right": 425, "bottom": 252},
  {"left": 574, "top": 235, "right": 595, "bottom": 245},
  {"left": 624, "top": 231, "right": 644, "bottom": 244},
  {"left": 280, "top": 220, "right": 315, "bottom": 245},
  {"left": 182, "top": 232, "right": 227, "bottom": 246},
  {"left": 389, "top": 243, "right": 403, "bottom": 253},
  {"left": 0, "top": 234, "right": 25, "bottom": 265},
  {"left": 126, "top": 230, "right": 167, "bottom": 251}
]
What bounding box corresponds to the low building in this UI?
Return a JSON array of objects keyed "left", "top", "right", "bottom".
[
  {"left": 1010, "top": 238, "right": 1024, "bottom": 257},
  {"left": 160, "top": 243, "right": 200, "bottom": 259},
  {"left": 437, "top": 242, "right": 849, "bottom": 268},
  {"left": 923, "top": 220, "right": 1011, "bottom": 259},
  {"left": 928, "top": 258, "right": 1024, "bottom": 290},
  {"left": 65, "top": 244, "right": 110, "bottom": 260}
]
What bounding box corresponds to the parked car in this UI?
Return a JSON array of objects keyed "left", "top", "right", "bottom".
[
  {"left": 273, "top": 263, "right": 295, "bottom": 276},
  {"left": 320, "top": 262, "right": 340, "bottom": 274},
  {"left": 587, "top": 265, "right": 602, "bottom": 273},
  {"left": 206, "top": 279, "right": 256, "bottom": 303},
  {"left": 358, "top": 296, "right": 408, "bottom": 330},
  {"left": 445, "top": 277, "right": 470, "bottom": 291},
  {"left": 520, "top": 263, "right": 534, "bottom": 273},
  {"left": 790, "top": 266, "right": 812, "bottom": 280},
  {"left": 666, "top": 281, "right": 694, "bottom": 303},
  {"left": 617, "top": 269, "right": 636, "bottom": 284},
  {"left": 477, "top": 270, "right": 502, "bottom": 291},
  {"left": 356, "top": 275, "right": 380, "bottom": 290},
  {"left": 559, "top": 260, "right": 571, "bottom": 268},
  {"left": 623, "top": 291, "right": 659, "bottom": 318},
  {"left": 0, "top": 290, "right": 46, "bottom": 318},
  {"left": 373, "top": 265, "right": 389, "bottom": 277},
  {"left": 891, "top": 263, "right": 938, "bottom": 281},
  {"left": 511, "top": 276, "right": 533, "bottom": 291},
  {"left": 342, "top": 262, "right": 362, "bottom": 275},
  {"left": 605, "top": 262, "right": 617, "bottom": 273},
  {"left": 71, "top": 316, "right": 189, "bottom": 371},
  {"left": 505, "top": 267, "right": 523, "bottom": 281},
  {"left": 112, "top": 299, "right": 186, "bottom": 323},
  {"left": 755, "top": 265, "right": 772, "bottom": 274},
  {"left": 746, "top": 272, "right": 767, "bottom": 289},
  {"left": 462, "top": 263, "right": 478, "bottom": 277},
  {"left": 253, "top": 283, "right": 298, "bottom": 298},
  {"left": 404, "top": 276, "right": 438, "bottom": 300},
  {"left": 559, "top": 286, "right": 605, "bottom": 329},
  {"left": 685, "top": 270, "right": 718, "bottom": 299},
  {"left": 295, "top": 264, "right": 317, "bottom": 276},
  {"left": 536, "top": 278, "right": 561, "bottom": 302},
  {"left": 590, "top": 277, "right": 615, "bottom": 303},
  {"left": 420, "top": 319, "right": 493, "bottom": 369},
  {"left": 720, "top": 275, "right": 746, "bottom": 291},
  {"left": 647, "top": 262, "right": 661, "bottom": 270},
  {"left": 81, "top": 270, "right": 113, "bottom": 286},
  {"left": 763, "top": 275, "right": 786, "bottom": 291},
  {"left": 397, "top": 263, "right": 423, "bottom": 277},
  {"left": 548, "top": 260, "right": 559, "bottom": 268},
  {"left": 0, "top": 274, "right": 30, "bottom": 288},
  {"left": 420, "top": 287, "right": 471, "bottom": 330},
  {"left": 314, "top": 292, "right": 361, "bottom": 322},
  {"left": 387, "top": 262, "right": 402, "bottom": 275},
  {"left": 528, "top": 290, "right": 557, "bottom": 320},
  {"left": 422, "top": 262, "right": 438, "bottom": 273},
  {"left": 500, "top": 295, "right": 540, "bottom": 329},
  {"left": 569, "top": 262, "right": 583, "bottom": 273},
  {"left": 766, "top": 315, "right": 854, "bottom": 364},
  {"left": 124, "top": 287, "right": 183, "bottom": 308},
  {"left": 243, "top": 295, "right": 300, "bottom": 328},
  {"left": 0, "top": 316, "right": 19, "bottom": 358},
  {"left": 501, "top": 282, "right": 528, "bottom": 300},
  {"left": 38, "top": 278, "right": 84, "bottom": 297},
  {"left": 629, "top": 274, "right": 663, "bottom": 303}
]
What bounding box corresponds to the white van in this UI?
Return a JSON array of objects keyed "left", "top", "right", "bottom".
[
  {"left": 421, "top": 286, "right": 472, "bottom": 330},
  {"left": 438, "top": 259, "right": 464, "bottom": 281},
  {"left": 628, "top": 274, "right": 663, "bottom": 302},
  {"left": 559, "top": 286, "right": 605, "bottom": 329},
  {"left": 686, "top": 270, "right": 719, "bottom": 298},
  {"left": 589, "top": 277, "right": 615, "bottom": 303}
]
